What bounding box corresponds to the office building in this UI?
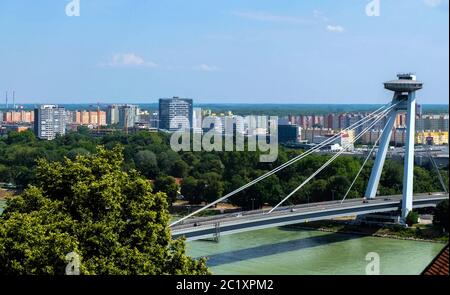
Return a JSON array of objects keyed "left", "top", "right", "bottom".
[
  {"left": 158, "top": 97, "right": 193, "bottom": 131},
  {"left": 149, "top": 111, "right": 159, "bottom": 128},
  {"left": 278, "top": 123, "right": 301, "bottom": 143}
]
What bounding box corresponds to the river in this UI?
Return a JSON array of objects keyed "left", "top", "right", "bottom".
[
  {"left": 0, "top": 201, "right": 443, "bottom": 275},
  {"left": 186, "top": 227, "right": 444, "bottom": 275}
]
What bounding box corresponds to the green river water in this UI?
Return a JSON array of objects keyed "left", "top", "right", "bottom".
[
  {"left": 0, "top": 201, "right": 443, "bottom": 275},
  {"left": 0, "top": 200, "right": 5, "bottom": 214},
  {"left": 186, "top": 227, "right": 445, "bottom": 275}
]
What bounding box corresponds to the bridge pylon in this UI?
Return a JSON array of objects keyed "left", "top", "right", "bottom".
[{"left": 364, "top": 73, "right": 423, "bottom": 222}]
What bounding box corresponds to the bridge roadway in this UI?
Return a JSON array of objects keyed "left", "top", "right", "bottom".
[{"left": 171, "top": 193, "right": 449, "bottom": 241}]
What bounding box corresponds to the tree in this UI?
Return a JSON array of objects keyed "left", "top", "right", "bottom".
[
  {"left": 197, "top": 172, "right": 224, "bottom": 204},
  {"left": 232, "top": 173, "right": 284, "bottom": 209},
  {"left": 327, "top": 175, "right": 351, "bottom": 201},
  {"left": 434, "top": 200, "right": 449, "bottom": 232},
  {"left": 413, "top": 166, "right": 436, "bottom": 193},
  {"left": 198, "top": 154, "right": 225, "bottom": 175},
  {"left": 153, "top": 175, "right": 179, "bottom": 205},
  {"left": 0, "top": 164, "right": 12, "bottom": 183},
  {"left": 5, "top": 130, "right": 36, "bottom": 145},
  {"left": 310, "top": 179, "right": 329, "bottom": 202},
  {"left": 171, "top": 160, "right": 189, "bottom": 178},
  {"left": 134, "top": 150, "right": 159, "bottom": 178},
  {"left": 0, "top": 146, "right": 209, "bottom": 275},
  {"left": 406, "top": 211, "right": 419, "bottom": 226},
  {"left": 379, "top": 161, "right": 403, "bottom": 195},
  {"left": 157, "top": 152, "right": 173, "bottom": 175},
  {"left": 181, "top": 177, "right": 200, "bottom": 205},
  {"left": 67, "top": 147, "right": 90, "bottom": 160}
]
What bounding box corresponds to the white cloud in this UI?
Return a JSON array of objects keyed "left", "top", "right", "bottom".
[
  {"left": 107, "top": 53, "right": 157, "bottom": 68},
  {"left": 232, "top": 11, "right": 311, "bottom": 24},
  {"left": 423, "top": 0, "right": 443, "bottom": 7},
  {"left": 313, "top": 10, "right": 330, "bottom": 22},
  {"left": 193, "top": 64, "right": 221, "bottom": 72},
  {"left": 326, "top": 25, "right": 345, "bottom": 33}
]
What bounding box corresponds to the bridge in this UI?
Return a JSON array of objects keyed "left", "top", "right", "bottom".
[
  {"left": 172, "top": 193, "right": 448, "bottom": 241},
  {"left": 170, "top": 74, "right": 449, "bottom": 242}
]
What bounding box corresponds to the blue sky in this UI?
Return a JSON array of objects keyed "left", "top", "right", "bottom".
[{"left": 0, "top": 0, "right": 448, "bottom": 104}]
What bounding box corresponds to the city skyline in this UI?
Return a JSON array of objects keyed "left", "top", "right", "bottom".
[
  {"left": 0, "top": 0, "right": 449, "bottom": 104},
  {"left": 0, "top": 0, "right": 449, "bottom": 280}
]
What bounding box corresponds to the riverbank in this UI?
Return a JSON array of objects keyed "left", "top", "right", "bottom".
[
  {"left": 0, "top": 188, "right": 17, "bottom": 201},
  {"left": 287, "top": 220, "right": 449, "bottom": 243},
  {"left": 0, "top": 189, "right": 19, "bottom": 214}
]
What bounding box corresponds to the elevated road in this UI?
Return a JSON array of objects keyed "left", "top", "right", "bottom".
[{"left": 171, "top": 193, "right": 448, "bottom": 241}]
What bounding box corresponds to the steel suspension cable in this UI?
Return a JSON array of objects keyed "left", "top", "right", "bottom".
[
  {"left": 340, "top": 127, "right": 384, "bottom": 204},
  {"left": 426, "top": 146, "right": 448, "bottom": 193},
  {"left": 268, "top": 105, "right": 398, "bottom": 213},
  {"left": 170, "top": 102, "right": 397, "bottom": 227}
]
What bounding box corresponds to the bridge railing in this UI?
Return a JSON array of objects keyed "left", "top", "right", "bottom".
[{"left": 173, "top": 193, "right": 449, "bottom": 227}]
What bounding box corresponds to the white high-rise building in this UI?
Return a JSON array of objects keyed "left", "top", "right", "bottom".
[
  {"left": 106, "top": 104, "right": 121, "bottom": 125},
  {"left": 118, "top": 105, "right": 139, "bottom": 128},
  {"left": 34, "top": 105, "right": 66, "bottom": 140}
]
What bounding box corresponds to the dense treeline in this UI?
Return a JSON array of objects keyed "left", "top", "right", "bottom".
[
  {"left": 194, "top": 104, "right": 449, "bottom": 117},
  {"left": 0, "top": 146, "right": 209, "bottom": 274},
  {"left": 0, "top": 129, "right": 448, "bottom": 209}
]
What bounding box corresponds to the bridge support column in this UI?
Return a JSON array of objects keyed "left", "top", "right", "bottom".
[
  {"left": 213, "top": 222, "right": 221, "bottom": 242},
  {"left": 401, "top": 92, "right": 416, "bottom": 221},
  {"left": 365, "top": 110, "right": 397, "bottom": 199}
]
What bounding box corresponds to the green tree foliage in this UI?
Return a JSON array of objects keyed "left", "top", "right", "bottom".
[
  {"left": 197, "top": 172, "right": 224, "bottom": 205},
  {"left": 134, "top": 150, "right": 159, "bottom": 178},
  {"left": 171, "top": 160, "right": 189, "bottom": 178},
  {"left": 233, "top": 173, "right": 283, "bottom": 209},
  {"left": 153, "top": 175, "right": 179, "bottom": 205},
  {"left": 379, "top": 161, "right": 403, "bottom": 195},
  {"left": 181, "top": 176, "right": 201, "bottom": 204},
  {"left": 0, "top": 146, "right": 209, "bottom": 275},
  {"left": 67, "top": 147, "right": 91, "bottom": 160},
  {"left": 413, "top": 166, "right": 436, "bottom": 193},
  {"left": 434, "top": 200, "right": 449, "bottom": 232},
  {"left": 5, "top": 130, "right": 36, "bottom": 145},
  {"left": 0, "top": 129, "right": 445, "bottom": 208},
  {"left": 406, "top": 211, "right": 420, "bottom": 226}
]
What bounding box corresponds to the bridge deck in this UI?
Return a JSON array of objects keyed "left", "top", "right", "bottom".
[{"left": 171, "top": 193, "right": 448, "bottom": 241}]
